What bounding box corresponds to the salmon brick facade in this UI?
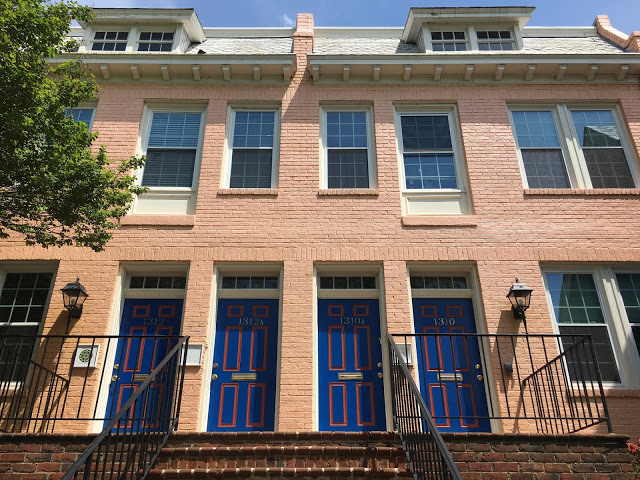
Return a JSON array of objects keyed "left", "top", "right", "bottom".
[{"left": 2, "top": 6, "right": 640, "bottom": 454}]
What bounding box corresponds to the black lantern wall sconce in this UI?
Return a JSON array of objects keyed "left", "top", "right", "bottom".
[
  {"left": 61, "top": 277, "right": 88, "bottom": 333},
  {"left": 506, "top": 278, "right": 533, "bottom": 332}
]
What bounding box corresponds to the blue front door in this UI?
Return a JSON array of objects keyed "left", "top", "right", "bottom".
[
  {"left": 413, "top": 298, "right": 490, "bottom": 432},
  {"left": 105, "top": 299, "right": 183, "bottom": 427},
  {"left": 318, "top": 299, "right": 386, "bottom": 431},
  {"left": 208, "top": 299, "right": 279, "bottom": 431}
]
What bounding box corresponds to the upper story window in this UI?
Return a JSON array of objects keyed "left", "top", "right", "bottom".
[
  {"left": 431, "top": 31, "right": 468, "bottom": 51},
  {"left": 395, "top": 107, "right": 470, "bottom": 215},
  {"left": 321, "top": 108, "right": 375, "bottom": 189},
  {"left": 141, "top": 111, "right": 204, "bottom": 188},
  {"left": 225, "top": 109, "right": 280, "bottom": 189},
  {"left": 91, "top": 31, "right": 128, "bottom": 51},
  {"left": 476, "top": 30, "right": 514, "bottom": 51},
  {"left": 65, "top": 108, "right": 95, "bottom": 131},
  {"left": 510, "top": 106, "right": 638, "bottom": 189},
  {"left": 138, "top": 31, "right": 175, "bottom": 52}
]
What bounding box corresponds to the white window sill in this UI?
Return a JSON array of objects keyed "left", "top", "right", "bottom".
[
  {"left": 120, "top": 215, "right": 195, "bottom": 227},
  {"left": 402, "top": 215, "right": 477, "bottom": 227}
]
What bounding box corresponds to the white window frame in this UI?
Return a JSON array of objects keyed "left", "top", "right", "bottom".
[
  {"left": 0, "top": 265, "right": 57, "bottom": 387},
  {"left": 421, "top": 25, "right": 523, "bottom": 52},
  {"left": 475, "top": 28, "right": 516, "bottom": 51},
  {"left": 88, "top": 28, "right": 131, "bottom": 52},
  {"left": 222, "top": 106, "right": 281, "bottom": 189},
  {"left": 394, "top": 105, "right": 471, "bottom": 216},
  {"left": 542, "top": 265, "right": 640, "bottom": 389},
  {"left": 319, "top": 106, "right": 377, "bottom": 190},
  {"left": 133, "top": 103, "right": 207, "bottom": 215},
  {"left": 510, "top": 105, "right": 640, "bottom": 190},
  {"left": 135, "top": 27, "right": 180, "bottom": 53},
  {"left": 427, "top": 28, "right": 470, "bottom": 52}
]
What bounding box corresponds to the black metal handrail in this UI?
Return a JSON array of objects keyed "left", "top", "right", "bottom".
[
  {"left": 0, "top": 334, "right": 187, "bottom": 433},
  {"left": 521, "top": 335, "right": 612, "bottom": 434},
  {"left": 387, "top": 333, "right": 462, "bottom": 480},
  {"left": 391, "top": 332, "right": 611, "bottom": 434},
  {"left": 62, "top": 335, "right": 189, "bottom": 480}
]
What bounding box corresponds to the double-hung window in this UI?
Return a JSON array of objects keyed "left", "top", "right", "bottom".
[
  {"left": 510, "top": 106, "right": 638, "bottom": 189},
  {"left": 141, "top": 110, "right": 204, "bottom": 189},
  {"left": 226, "top": 109, "right": 279, "bottom": 189},
  {"left": 396, "top": 108, "right": 470, "bottom": 215},
  {"left": 134, "top": 107, "right": 205, "bottom": 215},
  {"left": 321, "top": 109, "right": 375, "bottom": 189},
  {"left": 137, "top": 31, "right": 175, "bottom": 52},
  {"left": 544, "top": 267, "right": 640, "bottom": 387},
  {"left": 91, "top": 31, "right": 128, "bottom": 51},
  {"left": 430, "top": 31, "right": 468, "bottom": 51},
  {"left": 0, "top": 272, "right": 55, "bottom": 383}
]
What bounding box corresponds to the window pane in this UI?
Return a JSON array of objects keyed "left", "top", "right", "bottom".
[
  {"left": 511, "top": 111, "right": 560, "bottom": 148},
  {"left": 148, "top": 113, "right": 202, "bottom": 149},
  {"left": 559, "top": 325, "right": 620, "bottom": 382},
  {"left": 233, "top": 111, "right": 275, "bottom": 148},
  {"left": 582, "top": 149, "right": 634, "bottom": 188},
  {"left": 571, "top": 110, "right": 621, "bottom": 148},
  {"left": 401, "top": 116, "right": 452, "bottom": 150},
  {"left": 142, "top": 149, "right": 196, "bottom": 187},
  {"left": 521, "top": 150, "right": 570, "bottom": 188},
  {"left": 403, "top": 153, "right": 457, "bottom": 190},
  {"left": 0, "top": 325, "right": 40, "bottom": 383},
  {"left": 229, "top": 150, "right": 273, "bottom": 188},
  {"left": 327, "top": 150, "right": 369, "bottom": 189},
  {"left": 65, "top": 108, "right": 94, "bottom": 128},
  {"left": 546, "top": 273, "right": 605, "bottom": 325}
]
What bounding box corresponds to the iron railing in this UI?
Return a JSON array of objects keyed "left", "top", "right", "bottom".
[
  {"left": 391, "top": 333, "right": 611, "bottom": 435},
  {"left": 0, "top": 334, "right": 188, "bottom": 433},
  {"left": 388, "top": 333, "right": 463, "bottom": 480},
  {"left": 62, "top": 335, "right": 188, "bottom": 480}
]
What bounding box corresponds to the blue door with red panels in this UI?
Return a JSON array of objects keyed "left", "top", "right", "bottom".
[
  {"left": 413, "top": 298, "right": 490, "bottom": 432},
  {"left": 318, "top": 299, "right": 386, "bottom": 431},
  {"left": 208, "top": 298, "right": 279, "bottom": 432},
  {"left": 105, "top": 299, "right": 183, "bottom": 429}
]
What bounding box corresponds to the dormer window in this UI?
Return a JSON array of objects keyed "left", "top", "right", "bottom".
[
  {"left": 91, "top": 31, "right": 128, "bottom": 51},
  {"left": 431, "top": 31, "right": 468, "bottom": 51},
  {"left": 476, "top": 30, "right": 514, "bottom": 51},
  {"left": 138, "top": 32, "right": 175, "bottom": 52}
]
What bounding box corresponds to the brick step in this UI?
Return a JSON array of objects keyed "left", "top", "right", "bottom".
[
  {"left": 149, "top": 432, "right": 412, "bottom": 479},
  {"left": 147, "top": 466, "right": 411, "bottom": 479}
]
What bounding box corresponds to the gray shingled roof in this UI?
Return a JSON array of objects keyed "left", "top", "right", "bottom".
[
  {"left": 314, "top": 37, "right": 419, "bottom": 55},
  {"left": 522, "top": 36, "right": 625, "bottom": 54},
  {"left": 186, "top": 37, "right": 293, "bottom": 55},
  {"left": 312, "top": 34, "right": 626, "bottom": 56}
]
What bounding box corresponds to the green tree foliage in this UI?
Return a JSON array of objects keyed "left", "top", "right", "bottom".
[{"left": 0, "top": 0, "right": 145, "bottom": 252}]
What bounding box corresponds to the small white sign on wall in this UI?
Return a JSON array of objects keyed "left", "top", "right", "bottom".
[
  {"left": 73, "top": 344, "right": 100, "bottom": 368},
  {"left": 182, "top": 343, "right": 203, "bottom": 366}
]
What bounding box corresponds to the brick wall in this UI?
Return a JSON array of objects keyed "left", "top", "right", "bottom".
[{"left": 445, "top": 433, "right": 636, "bottom": 480}]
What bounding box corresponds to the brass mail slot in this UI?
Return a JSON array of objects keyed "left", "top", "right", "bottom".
[
  {"left": 338, "top": 372, "right": 364, "bottom": 381},
  {"left": 131, "top": 374, "right": 150, "bottom": 382},
  {"left": 231, "top": 373, "right": 257, "bottom": 381},
  {"left": 437, "top": 373, "right": 463, "bottom": 382}
]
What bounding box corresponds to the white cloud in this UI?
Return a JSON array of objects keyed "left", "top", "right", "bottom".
[{"left": 280, "top": 14, "right": 295, "bottom": 28}]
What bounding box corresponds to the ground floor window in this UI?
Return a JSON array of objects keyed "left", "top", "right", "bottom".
[
  {"left": 543, "top": 267, "right": 640, "bottom": 387},
  {"left": 0, "top": 272, "right": 55, "bottom": 383}
]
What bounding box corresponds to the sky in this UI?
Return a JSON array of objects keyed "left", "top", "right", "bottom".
[{"left": 82, "top": 0, "right": 640, "bottom": 35}]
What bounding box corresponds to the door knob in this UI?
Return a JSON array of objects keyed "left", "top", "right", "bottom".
[
  {"left": 377, "top": 362, "right": 382, "bottom": 367},
  {"left": 213, "top": 363, "right": 218, "bottom": 369},
  {"left": 111, "top": 376, "right": 118, "bottom": 382},
  {"left": 477, "top": 375, "right": 483, "bottom": 381},
  {"left": 113, "top": 364, "right": 119, "bottom": 370},
  {"left": 475, "top": 364, "right": 481, "bottom": 370},
  {"left": 211, "top": 374, "right": 218, "bottom": 381},
  {"left": 377, "top": 372, "right": 383, "bottom": 379}
]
